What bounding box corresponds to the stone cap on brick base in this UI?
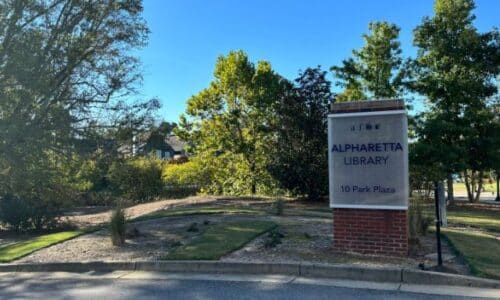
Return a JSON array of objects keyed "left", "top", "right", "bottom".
[{"left": 330, "top": 99, "right": 405, "bottom": 114}]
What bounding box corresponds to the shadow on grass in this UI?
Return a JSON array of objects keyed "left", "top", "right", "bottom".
[{"left": 442, "top": 228, "right": 500, "bottom": 280}]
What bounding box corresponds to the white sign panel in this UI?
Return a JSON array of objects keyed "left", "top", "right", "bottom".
[{"left": 328, "top": 110, "right": 408, "bottom": 210}]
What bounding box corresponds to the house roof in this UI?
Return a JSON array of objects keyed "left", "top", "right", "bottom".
[{"left": 166, "top": 134, "right": 188, "bottom": 152}]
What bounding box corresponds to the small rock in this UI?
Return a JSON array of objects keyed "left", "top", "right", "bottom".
[
  {"left": 187, "top": 222, "right": 199, "bottom": 232},
  {"left": 424, "top": 253, "right": 455, "bottom": 262},
  {"left": 125, "top": 227, "right": 141, "bottom": 238}
]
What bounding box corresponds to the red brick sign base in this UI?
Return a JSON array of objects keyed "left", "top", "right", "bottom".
[{"left": 332, "top": 208, "right": 408, "bottom": 257}]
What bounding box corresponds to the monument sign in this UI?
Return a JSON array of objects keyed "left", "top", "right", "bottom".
[
  {"left": 328, "top": 109, "right": 408, "bottom": 209},
  {"left": 328, "top": 99, "right": 409, "bottom": 256}
]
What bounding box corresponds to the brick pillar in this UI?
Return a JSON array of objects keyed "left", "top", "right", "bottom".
[{"left": 333, "top": 208, "right": 408, "bottom": 256}]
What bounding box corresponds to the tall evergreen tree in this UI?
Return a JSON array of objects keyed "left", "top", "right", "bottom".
[{"left": 332, "top": 21, "right": 406, "bottom": 101}]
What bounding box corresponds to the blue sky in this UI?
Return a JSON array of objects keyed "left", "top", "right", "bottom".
[{"left": 137, "top": 0, "right": 499, "bottom": 122}]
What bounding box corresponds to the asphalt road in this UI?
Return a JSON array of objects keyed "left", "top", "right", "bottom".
[{"left": 1, "top": 272, "right": 497, "bottom": 300}]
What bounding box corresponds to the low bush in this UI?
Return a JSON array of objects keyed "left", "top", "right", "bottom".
[
  {"left": 81, "top": 190, "right": 115, "bottom": 206},
  {"left": 163, "top": 185, "right": 200, "bottom": 199},
  {"left": 264, "top": 228, "right": 284, "bottom": 248},
  {"left": 181, "top": 152, "right": 281, "bottom": 196},
  {"left": 125, "top": 226, "right": 141, "bottom": 239},
  {"left": 0, "top": 194, "right": 60, "bottom": 232},
  {"left": 274, "top": 199, "right": 284, "bottom": 216},
  {"left": 409, "top": 196, "right": 433, "bottom": 243},
  {"left": 187, "top": 222, "right": 199, "bottom": 232},
  {"left": 162, "top": 160, "right": 206, "bottom": 197},
  {"left": 163, "top": 160, "right": 203, "bottom": 185},
  {"left": 108, "top": 156, "right": 165, "bottom": 203},
  {"left": 110, "top": 207, "right": 126, "bottom": 246}
]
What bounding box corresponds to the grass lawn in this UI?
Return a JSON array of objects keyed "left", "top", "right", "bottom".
[
  {"left": 132, "top": 206, "right": 265, "bottom": 223},
  {"left": 0, "top": 206, "right": 266, "bottom": 263},
  {"left": 452, "top": 182, "right": 495, "bottom": 193},
  {"left": 421, "top": 200, "right": 500, "bottom": 279},
  {"left": 421, "top": 204, "right": 500, "bottom": 233},
  {"left": 447, "top": 208, "right": 500, "bottom": 232},
  {"left": 163, "top": 220, "right": 276, "bottom": 260},
  {"left": 442, "top": 228, "right": 500, "bottom": 280},
  {"left": 0, "top": 231, "right": 84, "bottom": 263}
]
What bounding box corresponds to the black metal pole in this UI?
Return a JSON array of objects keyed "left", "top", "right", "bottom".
[
  {"left": 434, "top": 181, "right": 443, "bottom": 267},
  {"left": 496, "top": 171, "right": 500, "bottom": 202}
]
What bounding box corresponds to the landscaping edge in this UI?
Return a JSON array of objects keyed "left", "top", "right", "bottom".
[{"left": 0, "top": 261, "right": 499, "bottom": 289}]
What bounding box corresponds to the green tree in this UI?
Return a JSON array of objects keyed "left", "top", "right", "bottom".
[
  {"left": 410, "top": 0, "right": 499, "bottom": 202},
  {"left": 0, "top": 0, "right": 152, "bottom": 230},
  {"left": 332, "top": 21, "right": 405, "bottom": 101},
  {"left": 176, "top": 50, "right": 286, "bottom": 195},
  {"left": 409, "top": 112, "right": 464, "bottom": 198},
  {"left": 269, "top": 67, "right": 333, "bottom": 200}
]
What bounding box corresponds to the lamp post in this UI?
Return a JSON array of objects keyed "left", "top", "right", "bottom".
[
  {"left": 434, "top": 181, "right": 443, "bottom": 267},
  {"left": 496, "top": 170, "right": 500, "bottom": 202}
]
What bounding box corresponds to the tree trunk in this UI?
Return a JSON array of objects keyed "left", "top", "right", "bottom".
[
  {"left": 250, "top": 160, "right": 256, "bottom": 195},
  {"left": 464, "top": 171, "right": 473, "bottom": 202},
  {"left": 474, "top": 171, "right": 484, "bottom": 203},
  {"left": 307, "top": 180, "right": 319, "bottom": 201},
  {"left": 464, "top": 170, "right": 483, "bottom": 203},
  {"left": 447, "top": 173, "right": 454, "bottom": 204}
]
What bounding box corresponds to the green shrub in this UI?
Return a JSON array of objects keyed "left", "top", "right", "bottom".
[
  {"left": 264, "top": 228, "right": 284, "bottom": 248},
  {"left": 110, "top": 207, "right": 126, "bottom": 246},
  {"left": 409, "top": 197, "right": 433, "bottom": 242},
  {"left": 184, "top": 152, "right": 281, "bottom": 196},
  {"left": 0, "top": 194, "right": 59, "bottom": 232},
  {"left": 420, "top": 214, "right": 433, "bottom": 235},
  {"left": 82, "top": 191, "right": 115, "bottom": 206},
  {"left": 274, "top": 199, "right": 284, "bottom": 216},
  {"left": 108, "top": 156, "right": 165, "bottom": 203},
  {"left": 162, "top": 160, "right": 205, "bottom": 198},
  {"left": 187, "top": 222, "right": 199, "bottom": 232},
  {"left": 163, "top": 160, "right": 202, "bottom": 185},
  {"left": 0, "top": 194, "right": 30, "bottom": 231},
  {"left": 0, "top": 151, "right": 71, "bottom": 232}
]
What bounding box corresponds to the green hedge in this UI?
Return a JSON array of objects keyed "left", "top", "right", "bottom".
[{"left": 108, "top": 156, "right": 165, "bottom": 203}]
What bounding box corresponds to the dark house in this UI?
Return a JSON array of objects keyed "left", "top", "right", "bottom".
[{"left": 118, "top": 133, "right": 188, "bottom": 160}]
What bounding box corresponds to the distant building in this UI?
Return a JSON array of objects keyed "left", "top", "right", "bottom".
[
  {"left": 164, "top": 134, "right": 188, "bottom": 159},
  {"left": 118, "top": 132, "right": 188, "bottom": 160}
]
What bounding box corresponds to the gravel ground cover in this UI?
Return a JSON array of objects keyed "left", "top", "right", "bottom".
[
  {"left": 0, "top": 196, "right": 221, "bottom": 249},
  {"left": 15, "top": 200, "right": 470, "bottom": 278},
  {"left": 18, "top": 215, "right": 232, "bottom": 263},
  {"left": 63, "top": 195, "right": 221, "bottom": 228},
  {"left": 0, "top": 196, "right": 470, "bottom": 278}
]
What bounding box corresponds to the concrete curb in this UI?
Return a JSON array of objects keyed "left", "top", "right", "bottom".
[
  {"left": 401, "top": 268, "right": 500, "bottom": 288},
  {"left": 0, "top": 261, "right": 498, "bottom": 289}
]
